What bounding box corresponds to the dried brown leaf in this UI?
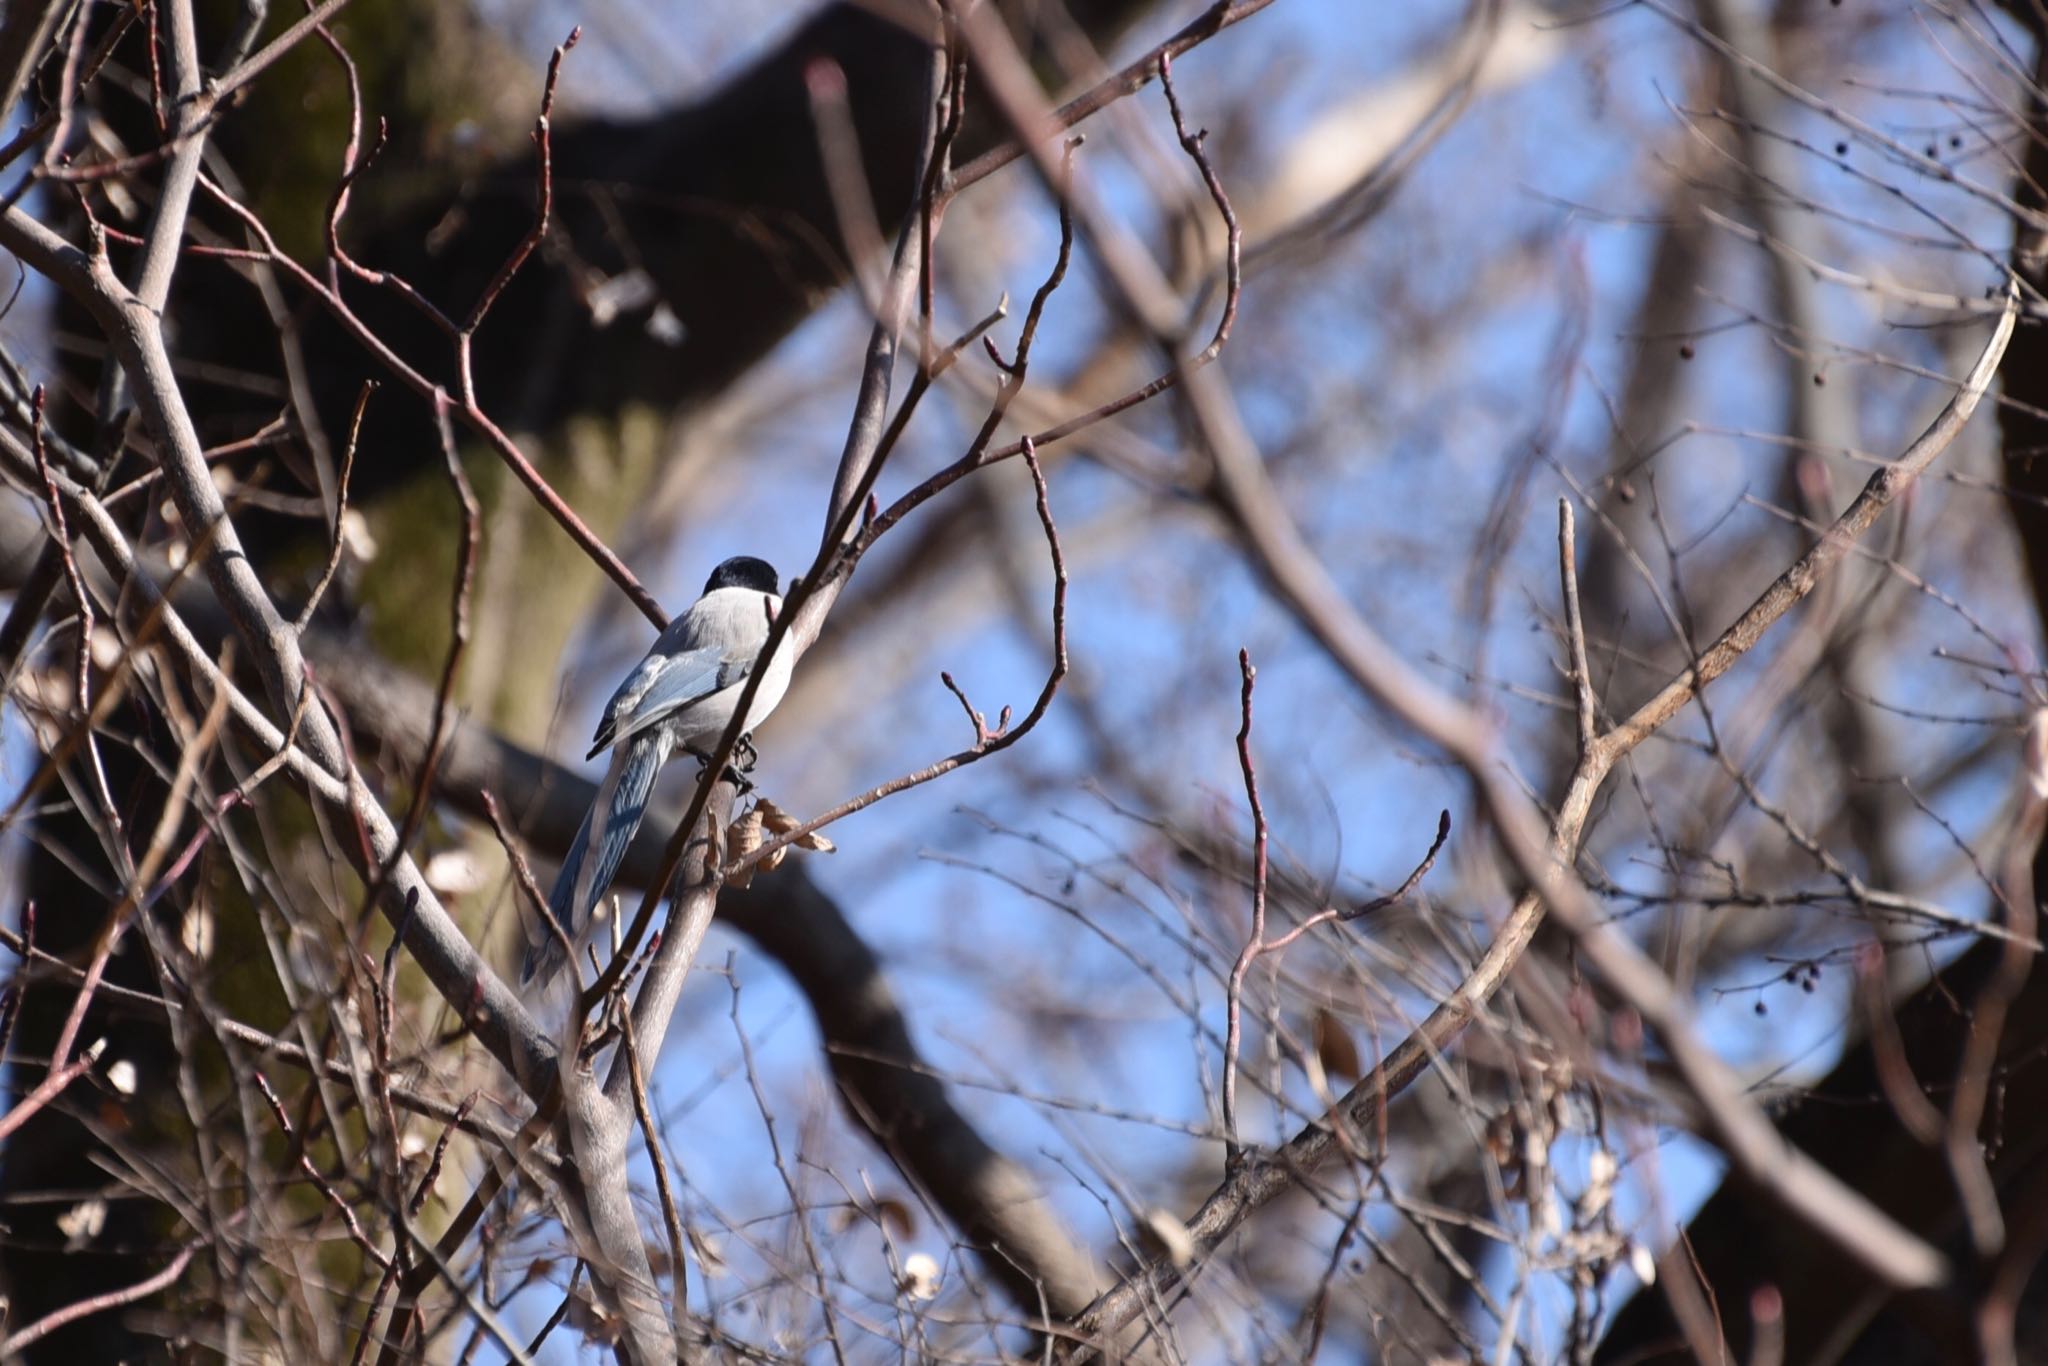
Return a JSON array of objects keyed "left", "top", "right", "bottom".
[
  {"left": 1312, "top": 1008, "right": 1361, "bottom": 1081},
  {"left": 725, "top": 808, "right": 766, "bottom": 889},
  {"left": 875, "top": 1196, "right": 916, "bottom": 1239}
]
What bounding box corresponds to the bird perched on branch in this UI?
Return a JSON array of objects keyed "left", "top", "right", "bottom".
[{"left": 523, "top": 554, "right": 791, "bottom": 988}]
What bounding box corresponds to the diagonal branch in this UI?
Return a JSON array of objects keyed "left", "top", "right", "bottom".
[{"left": 1038, "top": 25, "right": 2020, "bottom": 1350}]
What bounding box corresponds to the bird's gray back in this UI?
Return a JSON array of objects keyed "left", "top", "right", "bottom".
[{"left": 595, "top": 588, "right": 785, "bottom": 753}]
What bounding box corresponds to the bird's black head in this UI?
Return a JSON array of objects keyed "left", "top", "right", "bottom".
[{"left": 704, "top": 555, "right": 779, "bottom": 596}]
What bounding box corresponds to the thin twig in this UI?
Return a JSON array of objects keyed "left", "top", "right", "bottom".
[
  {"left": 944, "top": 0, "right": 1280, "bottom": 196},
  {"left": 294, "top": 380, "right": 371, "bottom": 632},
  {"left": 28, "top": 384, "right": 119, "bottom": 842},
  {"left": 253, "top": 1070, "right": 392, "bottom": 1271},
  {"left": 455, "top": 28, "right": 579, "bottom": 401},
  {"left": 1559, "top": 500, "right": 1597, "bottom": 751},
  {"left": 1220, "top": 649, "right": 1267, "bottom": 1156},
  {"left": 393, "top": 396, "right": 479, "bottom": 859},
  {"left": 618, "top": 1002, "right": 691, "bottom": 1345},
  {"left": 0, "top": 1243, "right": 198, "bottom": 1356}
]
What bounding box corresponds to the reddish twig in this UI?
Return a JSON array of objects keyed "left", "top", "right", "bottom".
[
  {"left": 456, "top": 28, "right": 579, "bottom": 401},
  {"left": 1946, "top": 786, "right": 2045, "bottom": 1265},
  {"left": 38, "top": 0, "right": 94, "bottom": 188},
  {"left": 0, "top": 1242, "right": 198, "bottom": 1356},
  {"left": 326, "top": 126, "right": 453, "bottom": 332},
  {"left": 352, "top": 926, "right": 416, "bottom": 1366},
  {"left": 0, "top": 905, "right": 24, "bottom": 1064},
  {"left": 294, "top": 380, "right": 371, "bottom": 631},
  {"left": 0, "top": 2, "right": 137, "bottom": 182},
  {"left": 409, "top": 1091, "right": 476, "bottom": 1219},
  {"left": 943, "top": 0, "right": 1279, "bottom": 197},
  {"left": 480, "top": 790, "right": 577, "bottom": 984},
  {"left": 524, "top": 1262, "right": 585, "bottom": 1359},
  {"left": 393, "top": 395, "right": 479, "bottom": 859},
  {"left": 1159, "top": 51, "right": 1241, "bottom": 361},
  {"left": 1261, "top": 813, "right": 1453, "bottom": 957},
  {"left": 350, "top": 1262, "right": 402, "bottom": 1366},
  {"left": 253, "top": 1070, "right": 391, "bottom": 1269},
  {"left": 144, "top": 0, "right": 167, "bottom": 135},
  {"left": 28, "top": 384, "right": 120, "bottom": 843},
  {"left": 618, "top": 1000, "right": 690, "bottom": 1343},
  {"left": 0, "top": 984, "right": 18, "bottom": 1068},
  {"left": 210, "top": 0, "right": 356, "bottom": 104},
  {"left": 1220, "top": 648, "right": 1268, "bottom": 1154},
  {"left": 1205, "top": 667, "right": 1448, "bottom": 1164},
  {"left": 0, "top": 1009, "right": 102, "bottom": 1143},
  {"left": 916, "top": 18, "right": 970, "bottom": 358}
]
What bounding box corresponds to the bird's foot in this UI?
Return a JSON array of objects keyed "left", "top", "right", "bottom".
[{"left": 685, "top": 740, "right": 757, "bottom": 793}]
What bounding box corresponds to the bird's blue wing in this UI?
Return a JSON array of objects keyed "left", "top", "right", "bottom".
[
  {"left": 627, "top": 651, "right": 739, "bottom": 729},
  {"left": 522, "top": 802, "right": 596, "bottom": 986},
  {"left": 523, "top": 728, "right": 677, "bottom": 988},
  {"left": 588, "top": 645, "right": 735, "bottom": 757}
]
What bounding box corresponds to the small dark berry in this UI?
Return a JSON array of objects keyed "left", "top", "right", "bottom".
[
  {"left": 1835, "top": 142, "right": 1848, "bottom": 156},
  {"left": 1679, "top": 343, "right": 1696, "bottom": 360}
]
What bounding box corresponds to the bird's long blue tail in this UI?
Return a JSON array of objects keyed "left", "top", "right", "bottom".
[{"left": 522, "top": 728, "right": 677, "bottom": 987}]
